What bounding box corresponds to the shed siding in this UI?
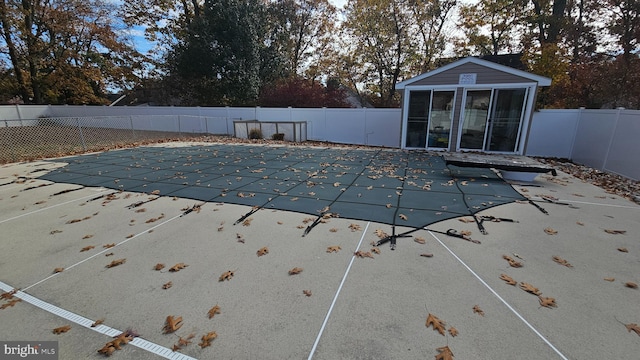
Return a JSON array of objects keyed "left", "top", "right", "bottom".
[{"left": 409, "top": 63, "right": 533, "bottom": 86}]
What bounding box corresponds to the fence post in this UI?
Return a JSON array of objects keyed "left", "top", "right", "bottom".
[
  {"left": 178, "top": 115, "right": 182, "bottom": 135},
  {"left": 602, "top": 108, "right": 623, "bottom": 173},
  {"left": 76, "top": 118, "right": 87, "bottom": 151}
]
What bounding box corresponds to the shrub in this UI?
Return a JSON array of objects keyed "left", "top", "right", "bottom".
[
  {"left": 272, "top": 133, "right": 285, "bottom": 141},
  {"left": 248, "top": 128, "right": 263, "bottom": 139}
]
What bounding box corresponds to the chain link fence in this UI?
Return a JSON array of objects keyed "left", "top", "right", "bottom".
[{"left": 0, "top": 115, "right": 227, "bottom": 164}]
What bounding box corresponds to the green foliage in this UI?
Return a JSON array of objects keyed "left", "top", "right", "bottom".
[{"left": 0, "top": 0, "right": 142, "bottom": 104}]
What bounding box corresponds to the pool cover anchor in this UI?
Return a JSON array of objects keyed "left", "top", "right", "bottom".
[
  {"left": 376, "top": 226, "right": 481, "bottom": 249},
  {"left": 234, "top": 206, "right": 262, "bottom": 225},
  {"left": 473, "top": 215, "right": 519, "bottom": 235}
]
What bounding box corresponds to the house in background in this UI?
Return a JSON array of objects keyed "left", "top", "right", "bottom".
[{"left": 396, "top": 57, "right": 551, "bottom": 154}]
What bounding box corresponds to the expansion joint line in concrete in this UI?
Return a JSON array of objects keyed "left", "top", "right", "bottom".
[
  {"left": 307, "top": 221, "right": 371, "bottom": 360},
  {"left": 0, "top": 188, "right": 110, "bottom": 225},
  {"left": 22, "top": 211, "right": 187, "bottom": 292},
  {"left": 427, "top": 230, "right": 570, "bottom": 360},
  {"left": 0, "top": 280, "right": 196, "bottom": 360}
]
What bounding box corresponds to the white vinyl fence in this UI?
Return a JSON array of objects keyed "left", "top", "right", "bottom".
[{"left": 1, "top": 105, "right": 638, "bottom": 180}]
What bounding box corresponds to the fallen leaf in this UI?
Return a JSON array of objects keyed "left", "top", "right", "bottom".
[
  {"left": 162, "top": 315, "right": 183, "bottom": 333},
  {"left": 604, "top": 277, "right": 615, "bottom": 282},
  {"left": 303, "top": 290, "right": 312, "bottom": 297},
  {"left": 82, "top": 234, "right": 93, "bottom": 239},
  {"left": 103, "top": 243, "right": 115, "bottom": 248},
  {"left": 0, "top": 289, "right": 17, "bottom": 300},
  {"left": 544, "top": 227, "right": 558, "bottom": 235},
  {"left": 52, "top": 325, "right": 71, "bottom": 334},
  {"left": 242, "top": 218, "right": 253, "bottom": 226},
  {"left": 106, "top": 259, "right": 126, "bottom": 268},
  {"left": 576, "top": 221, "right": 584, "bottom": 226},
  {"left": 472, "top": 305, "right": 484, "bottom": 316},
  {"left": 199, "top": 331, "right": 217, "bottom": 348},
  {"left": 502, "top": 255, "right": 522, "bottom": 268},
  {"left": 624, "top": 282, "right": 638, "bottom": 289},
  {"left": 162, "top": 281, "right": 172, "bottom": 289},
  {"left": 349, "top": 223, "right": 362, "bottom": 231},
  {"left": 326, "top": 245, "right": 341, "bottom": 253},
  {"left": 354, "top": 251, "right": 374, "bottom": 259},
  {"left": 414, "top": 237, "right": 426, "bottom": 244},
  {"left": 538, "top": 296, "right": 557, "bottom": 308},
  {"left": 288, "top": 267, "right": 303, "bottom": 275},
  {"left": 448, "top": 326, "right": 458, "bottom": 337},
  {"left": 435, "top": 345, "right": 454, "bottom": 360},
  {"left": 552, "top": 256, "right": 573, "bottom": 268},
  {"left": 154, "top": 263, "right": 165, "bottom": 271},
  {"left": 399, "top": 214, "right": 408, "bottom": 221},
  {"left": 519, "top": 282, "right": 542, "bottom": 296},
  {"left": 208, "top": 305, "right": 221, "bottom": 319},
  {"left": 0, "top": 298, "right": 21, "bottom": 309},
  {"left": 460, "top": 230, "right": 472, "bottom": 237},
  {"left": 53, "top": 267, "right": 64, "bottom": 273},
  {"left": 425, "top": 313, "right": 446, "bottom": 336},
  {"left": 371, "top": 247, "right": 381, "bottom": 254},
  {"left": 625, "top": 323, "right": 640, "bottom": 336},
  {"left": 420, "top": 253, "right": 434, "bottom": 258},
  {"left": 617, "top": 247, "right": 629, "bottom": 253},
  {"left": 169, "top": 263, "right": 188, "bottom": 272},
  {"left": 91, "top": 319, "right": 104, "bottom": 327},
  {"left": 329, "top": 228, "right": 338, "bottom": 232},
  {"left": 219, "top": 270, "right": 234, "bottom": 282},
  {"left": 257, "top": 247, "right": 269, "bottom": 257},
  {"left": 98, "top": 333, "right": 133, "bottom": 356},
  {"left": 458, "top": 217, "right": 474, "bottom": 223},
  {"left": 604, "top": 229, "right": 626, "bottom": 235},
  {"left": 500, "top": 274, "right": 517, "bottom": 286},
  {"left": 105, "top": 252, "right": 114, "bottom": 257}
]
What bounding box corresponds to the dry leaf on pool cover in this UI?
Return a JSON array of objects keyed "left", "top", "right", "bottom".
[
  {"left": 371, "top": 247, "right": 381, "bottom": 254},
  {"left": 52, "top": 325, "right": 71, "bottom": 334},
  {"left": 0, "top": 289, "right": 17, "bottom": 300},
  {"left": 625, "top": 323, "right": 640, "bottom": 336},
  {"left": 544, "top": 227, "right": 558, "bottom": 235},
  {"left": 169, "top": 263, "right": 188, "bottom": 272},
  {"left": 53, "top": 267, "right": 64, "bottom": 273},
  {"left": 219, "top": 270, "right": 234, "bottom": 281},
  {"left": 303, "top": 290, "right": 312, "bottom": 297},
  {"left": 604, "top": 277, "right": 615, "bottom": 282},
  {"left": 617, "top": 247, "right": 629, "bottom": 253},
  {"left": 425, "top": 313, "right": 446, "bottom": 336},
  {"left": 538, "top": 296, "right": 557, "bottom": 308},
  {"left": 624, "top": 282, "right": 638, "bottom": 289},
  {"left": 163, "top": 315, "right": 183, "bottom": 333},
  {"left": 91, "top": 318, "right": 104, "bottom": 327},
  {"left": 80, "top": 245, "right": 95, "bottom": 252},
  {"left": 354, "top": 251, "right": 374, "bottom": 259},
  {"left": 162, "top": 281, "right": 172, "bottom": 289},
  {"left": 500, "top": 274, "right": 517, "bottom": 286},
  {"left": 173, "top": 333, "right": 195, "bottom": 351},
  {"left": 257, "top": 247, "right": 269, "bottom": 256},
  {"left": 208, "top": 305, "right": 221, "bottom": 319},
  {"left": 472, "top": 305, "right": 484, "bottom": 316},
  {"left": 519, "top": 282, "right": 542, "bottom": 296},
  {"left": 552, "top": 256, "right": 573, "bottom": 268},
  {"left": 435, "top": 345, "right": 454, "bottom": 360},
  {"left": 154, "top": 263, "right": 165, "bottom": 271},
  {"left": 414, "top": 237, "right": 426, "bottom": 244},
  {"left": 288, "top": 267, "right": 303, "bottom": 275},
  {"left": 199, "top": 331, "right": 218, "bottom": 348}
]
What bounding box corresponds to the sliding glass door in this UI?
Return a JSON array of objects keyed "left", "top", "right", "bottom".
[
  {"left": 459, "top": 88, "right": 527, "bottom": 152},
  {"left": 405, "top": 90, "right": 455, "bottom": 149}
]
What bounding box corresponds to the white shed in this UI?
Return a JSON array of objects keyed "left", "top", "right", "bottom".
[{"left": 396, "top": 57, "right": 551, "bottom": 154}]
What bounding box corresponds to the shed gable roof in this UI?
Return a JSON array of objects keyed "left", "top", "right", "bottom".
[{"left": 396, "top": 57, "right": 552, "bottom": 89}]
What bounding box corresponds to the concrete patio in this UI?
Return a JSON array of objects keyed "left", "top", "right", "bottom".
[{"left": 0, "top": 142, "right": 638, "bottom": 360}]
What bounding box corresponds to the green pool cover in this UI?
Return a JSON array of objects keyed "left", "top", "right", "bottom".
[{"left": 40, "top": 144, "right": 526, "bottom": 235}]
